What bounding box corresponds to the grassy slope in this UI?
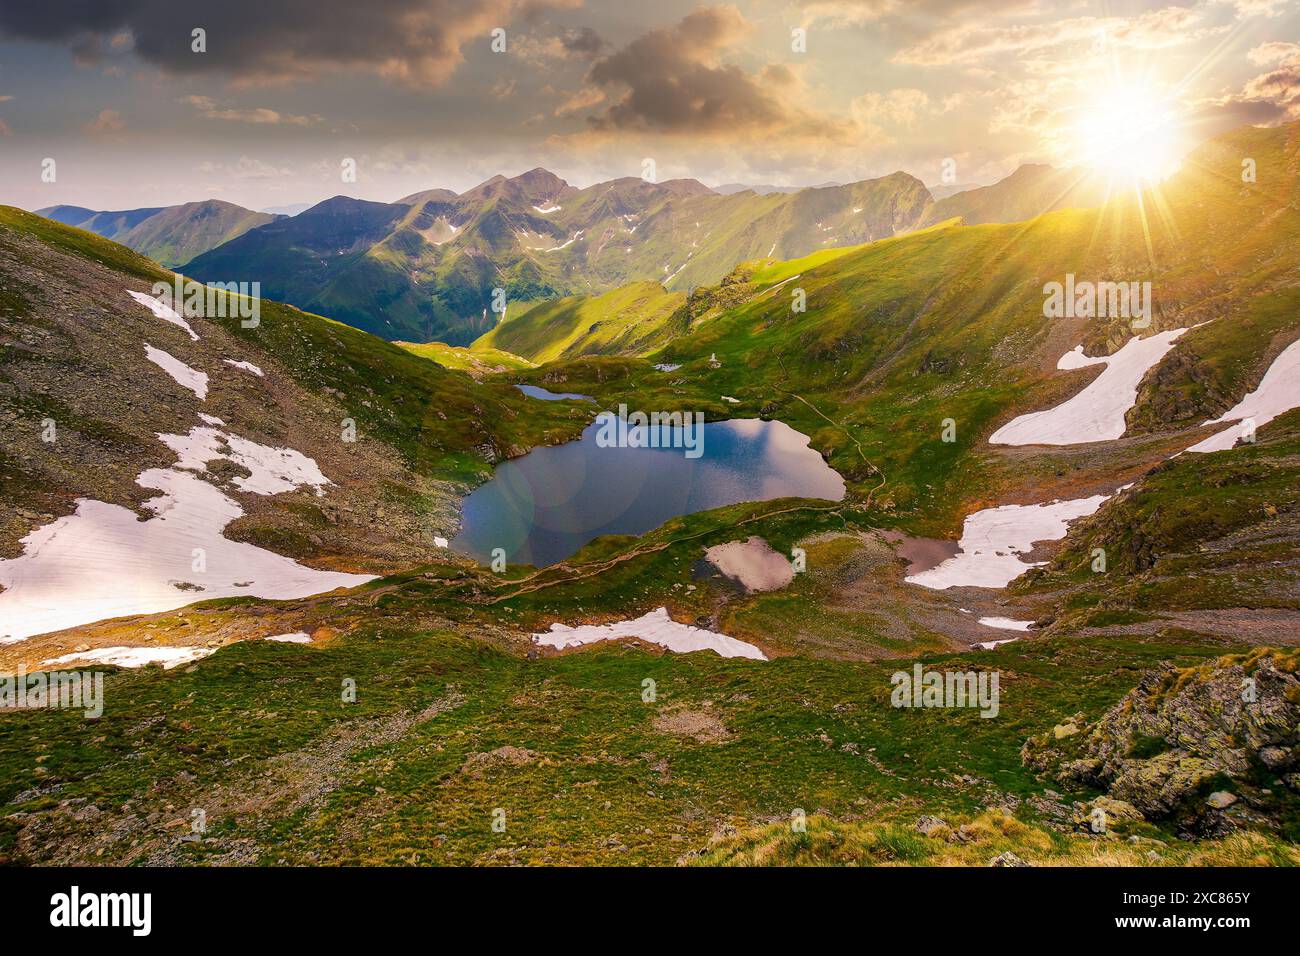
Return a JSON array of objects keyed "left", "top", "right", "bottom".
[
  {"left": 916, "top": 164, "right": 1108, "bottom": 229},
  {"left": 1018, "top": 408, "right": 1300, "bottom": 625},
  {"left": 127, "top": 201, "right": 278, "bottom": 268},
  {"left": 397, "top": 341, "right": 537, "bottom": 375},
  {"left": 0, "top": 205, "right": 579, "bottom": 486},
  {"left": 523, "top": 121, "right": 1300, "bottom": 534},
  {"left": 34, "top": 200, "right": 277, "bottom": 269},
  {"left": 472, "top": 232, "right": 931, "bottom": 366},
  {"left": 474, "top": 281, "right": 686, "bottom": 362},
  {"left": 0, "top": 607, "right": 1275, "bottom": 865},
  {"left": 3, "top": 124, "right": 1299, "bottom": 867}
]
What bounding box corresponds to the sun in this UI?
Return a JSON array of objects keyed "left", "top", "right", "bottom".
[{"left": 1071, "top": 84, "right": 1186, "bottom": 184}]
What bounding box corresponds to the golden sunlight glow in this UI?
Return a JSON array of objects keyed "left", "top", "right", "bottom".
[{"left": 1071, "top": 84, "right": 1186, "bottom": 184}]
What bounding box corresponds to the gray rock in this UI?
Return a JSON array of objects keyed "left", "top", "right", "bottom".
[
  {"left": 990, "top": 851, "right": 1030, "bottom": 867},
  {"left": 915, "top": 815, "right": 949, "bottom": 836},
  {"left": 1258, "top": 745, "right": 1291, "bottom": 769}
]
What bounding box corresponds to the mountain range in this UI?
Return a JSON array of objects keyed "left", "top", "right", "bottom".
[
  {"left": 183, "top": 167, "right": 931, "bottom": 344},
  {"left": 36, "top": 161, "right": 1111, "bottom": 347},
  {"left": 2, "top": 119, "right": 1298, "bottom": 866},
  {"left": 36, "top": 200, "right": 279, "bottom": 269}
]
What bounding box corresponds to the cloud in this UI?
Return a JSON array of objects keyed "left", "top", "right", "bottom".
[
  {"left": 1231, "top": 65, "right": 1300, "bottom": 118},
  {"left": 894, "top": 6, "right": 1224, "bottom": 67},
  {"left": 196, "top": 156, "right": 296, "bottom": 180},
  {"left": 561, "top": 27, "right": 607, "bottom": 58},
  {"left": 1248, "top": 41, "right": 1300, "bottom": 66},
  {"left": 180, "top": 95, "right": 319, "bottom": 126},
  {"left": 578, "top": 5, "right": 844, "bottom": 138},
  {"left": 0, "top": 0, "right": 581, "bottom": 89},
  {"left": 797, "top": 0, "right": 1037, "bottom": 24},
  {"left": 851, "top": 89, "right": 931, "bottom": 127},
  {"left": 554, "top": 86, "right": 606, "bottom": 117},
  {"left": 1194, "top": 40, "right": 1300, "bottom": 126},
  {"left": 1213, "top": 0, "right": 1290, "bottom": 18},
  {"left": 84, "top": 109, "right": 126, "bottom": 137}
]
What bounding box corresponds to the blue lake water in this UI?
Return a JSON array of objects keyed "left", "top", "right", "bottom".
[
  {"left": 451, "top": 418, "right": 845, "bottom": 568},
  {"left": 515, "top": 383, "right": 593, "bottom": 402}
]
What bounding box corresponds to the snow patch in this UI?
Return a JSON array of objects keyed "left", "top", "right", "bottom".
[
  {"left": 905, "top": 494, "right": 1111, "bottom": 590},
  {"left": 223, "top": 359, "right": 264, "bottom": 377},
  {"left": 978, "top": 616, "right": 1034, "bottom": 631},
  {"left": 160, "top": 425, "right": 331, "bottom": 496},
  {"left": 145, "top": 344, "right": 208, "bottom": 400},
  {"left": 127, "top": 290, "right": 199, "bottom": 341},
  {"left": 1187, "top": 338, "right": 1300, "bottom": 454},
  {"left": 533, "top": 607, "right": 766, "bottom": 660},
  {"left": 0, "top": 428, "right": 370, "bottom": 643},
  {"left": 526, "top": 230, "right": 583, "bottom": 252},
  {"left": 972, "top": 637, "right": 1019, "bottom": 651},
  {"left": 42, "top": 645, "right": 213, "bottom": 670},
  {"left": 989, "top": 330, "right": 1188, "bottom": 445},
  {"left": 265, "top": 632, "right": 313, "bottom": 644}
]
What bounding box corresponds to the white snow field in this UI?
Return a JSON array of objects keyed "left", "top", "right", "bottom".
[
  {"left": 223, "top": 359, "right": 265, "bottom": 377},
  {"left": 265, "top": 632, "right": 313, "bottom": 643},
  {"left": 160, "top": 425, "right": 331, "bottom": 496},
  {"left": 905, "top": 495, "right": 1112, "bottom": 590},
  {"left": 972, "top": 637, "right": 1020, "bottom": 651},
  {"left": 989, "top": 329, "right": 1187, "bottom": 445},
  {"left": 0, "top": 425, "right": 372, "bottom": 643},
  {"left": 1186, "top": 338, "right": 1300, "bottom": 454},
  {"left": 41, "top": 645, "right": 214, "bottom": 670},
  {"left": 127, "top": 289, "right": 199, "bottom": 340},
  {"left": 977, "top": 617, "right": 1034, "bottom": 631},
  {"left": 533, "top": 607, "right": 767, "bottom": 660},
  {"left": 145, "top": 344, "right": 208, "bottom": 399}
]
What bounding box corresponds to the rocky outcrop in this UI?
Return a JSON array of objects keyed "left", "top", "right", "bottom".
[{"left": 1022, "top": 649, "right": 1300, "bottom": 834}]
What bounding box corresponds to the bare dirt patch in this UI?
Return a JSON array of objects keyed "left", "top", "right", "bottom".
[{"left": 653, "top": 705, "right": 730, "bottom": 743}]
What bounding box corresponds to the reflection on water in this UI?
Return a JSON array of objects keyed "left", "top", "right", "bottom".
[
  {"left": 452, "top": 418, "right": 845, "bottom": 567},
  {"left": 515, "top": 383, "right": 594, "bottom": 402},
  {"left": 882, "top": 530, "right": 960, "bottom": 575}
]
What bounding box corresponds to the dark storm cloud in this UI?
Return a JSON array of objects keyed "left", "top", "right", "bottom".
[
  {"left": 581, "top": 5, "right": 840, "bottom": 137},
  {"left": 561, "top": 26, "right": 606, "bottom": 58},
  {"left": 0, "top": 0, "right": 578, "bottom": 87}
]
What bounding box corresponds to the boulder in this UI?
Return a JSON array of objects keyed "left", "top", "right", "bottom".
[
  {"left": 914, "top": 815, "right": 949, "bottom": 837},
  {"left": 1021, "top": 650, "right": 1300, "bottom": 828}
]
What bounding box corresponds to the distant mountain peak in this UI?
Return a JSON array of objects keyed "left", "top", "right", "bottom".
[
  {"left": 301, "top": 195, "right": 396, "bottom": 215},
  {"left": 31, "top": 200, "right": 274, "bottom": 268}
]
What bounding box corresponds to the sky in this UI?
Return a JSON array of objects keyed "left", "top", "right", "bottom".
[{"left": 0, "top": 0, "right": 1296, "bottom": 211}]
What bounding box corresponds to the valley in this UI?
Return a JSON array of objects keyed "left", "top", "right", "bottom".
[{"left": 1, "top": 118, "right": 1298, "bottom": 868}]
